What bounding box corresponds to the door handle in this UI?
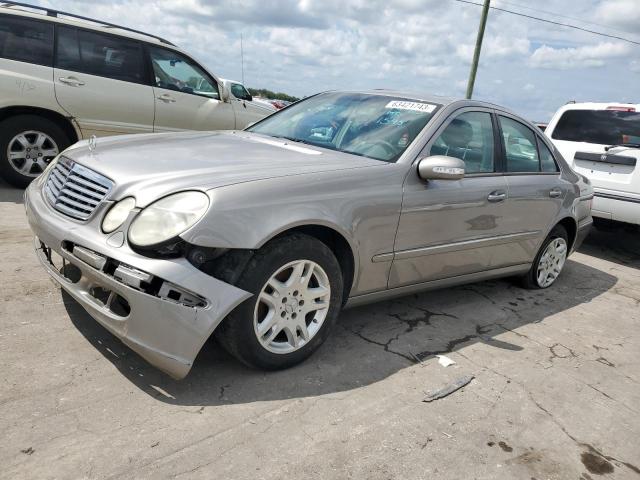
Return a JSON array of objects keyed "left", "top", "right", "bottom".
[
  {"left": 549, "top": 188, "right": 562, "bottom": 198},
  {"left": 157, "top": 94, "right": 176, "bottom": 103},
  {"left": 58, "top": 77, "right": 85, "bottom": 87},
  {"left": 487, "top": 191, "right": 507, "bottom": 202}
]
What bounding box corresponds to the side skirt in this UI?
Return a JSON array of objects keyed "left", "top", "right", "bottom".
[{"left": 344, "top": 263, "right": 531, "bottom": 309}]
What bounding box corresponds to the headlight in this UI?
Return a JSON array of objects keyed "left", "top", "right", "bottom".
[
  {"left": 102, "top": 197, "right": 136, "bottom": 233},
  {"left": 128, "top": 191, "right": 209, "bottom": 247}
]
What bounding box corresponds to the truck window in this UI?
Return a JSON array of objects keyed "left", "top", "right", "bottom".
[{"left": 551, "top": 109, "right": 640, "bottom": 145}]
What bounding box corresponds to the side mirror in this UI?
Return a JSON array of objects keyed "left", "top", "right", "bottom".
[
  {"left": 417, "top": 155, "right": 465, "bottom": 181},
  {"left": 245, "top": 93, "right": 253, "bottom": 102},
  {"left": 220, "top": 83, "right": 231, "bottom": 103}
]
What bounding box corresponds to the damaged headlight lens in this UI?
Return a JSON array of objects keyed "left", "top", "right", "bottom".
[
  {"left": 102, "top": 197, "right": 136, "bottom": 233},
  {"left": 128, "top": 191, "right": 209, "bottom": 247}
]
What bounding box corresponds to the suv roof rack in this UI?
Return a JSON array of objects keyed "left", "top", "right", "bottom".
[{"left": 0, "top": 1, "right": 176, "bottom": 46}]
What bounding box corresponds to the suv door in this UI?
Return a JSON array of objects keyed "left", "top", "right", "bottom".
[
  {"left": 498, "top": 114, "right": 568, "bottom": 263},
  {"left": 54, "top": 26, "right": 155, "bottom": 137},
  {"left": 148, "top": 47, "right": 236, "bottom": 132},
  {"left": 229, "top": 81, "right": 271, "bottom": 128},
  {"left": 389, "top": 108, "right": 516, "bottom": 288}
]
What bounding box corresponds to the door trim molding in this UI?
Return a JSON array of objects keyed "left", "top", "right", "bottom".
[{"left": 391, "top": 230, "right": 540, "bottom": 261}]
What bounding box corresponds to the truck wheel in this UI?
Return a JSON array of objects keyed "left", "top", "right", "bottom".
[
  {"left": 216, "top": 234, "right": 343, "bottom": 370},
  {"left": 520, "top": 225, "right": 568, "bottom": 289},
  {"left": 0, "top": 115, "right": 71, "bottom": 188}
]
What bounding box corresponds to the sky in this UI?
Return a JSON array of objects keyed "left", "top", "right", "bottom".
[{"left": 36, "top": 0, "right": 640, "bottom": 122}]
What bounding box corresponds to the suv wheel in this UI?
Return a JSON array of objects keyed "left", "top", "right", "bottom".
[
  {"left": 521, "top": 225, "right": 568, "bottom": 289},
  {"left": 0, "top": 115, "right": 71, "bottom": 188},
  {"left": 216, "top": 234, "right": 343, "bottom": 370}
]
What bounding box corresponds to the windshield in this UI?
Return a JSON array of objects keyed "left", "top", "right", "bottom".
[
  {"left": 551, "top": 109, "right": 640, "bottom": 146},
  {"left": 247, "top": 92, "right": 441, "bottom": 162}
]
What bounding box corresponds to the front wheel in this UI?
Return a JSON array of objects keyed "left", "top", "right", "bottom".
[
  {"left": 520, "top": 225, "right": 568, "bottom": 289},
  {"left": 216, "top": 234, "right": 343, "bottom": 370}
]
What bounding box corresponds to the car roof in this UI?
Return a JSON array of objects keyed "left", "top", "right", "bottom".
[
  {"left": 558, "top": 102, "right": 640, "bottom": 110},
  {"left": 0, "top": 2, "right": 178, "bottom": 48}
]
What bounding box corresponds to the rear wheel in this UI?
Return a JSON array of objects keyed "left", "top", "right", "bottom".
[
  {"left": 216, "top": 234, "right": 343, "bottom": 369},
  {"left": 0, "top": 115, "right": 71, "bottom": 188},
  {"left": 521, "top": 225, "right": 568, "bottom": 289}
]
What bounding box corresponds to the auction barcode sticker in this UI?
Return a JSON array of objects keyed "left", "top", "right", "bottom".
[{"left": 385, "top": 101, "right": 436, "bottom": 113}]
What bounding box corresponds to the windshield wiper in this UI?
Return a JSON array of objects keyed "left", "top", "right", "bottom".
[
  {"left": 605, "top": 143, "right": 640, "bottom": 151},
  {"left": 271, "top": 135, "right": 336, "bottom": 150}
]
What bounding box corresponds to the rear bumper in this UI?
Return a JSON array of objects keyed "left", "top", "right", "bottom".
[
  {"left": 25, "top": 179, "right": 251, "bottom": 379},
  {"left": 573, "top": 216, "right": 593, "bottom": 252},
  {"left": 592, "top": 190, "right": 640, "bottom": 225}
]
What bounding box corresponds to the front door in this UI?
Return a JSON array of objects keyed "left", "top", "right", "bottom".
[
  {"left": 53, "top": 26, "right": 155, "bottom": 137},
  {"left": 148, "top": 47, "right": 236, "bottom": 132},
  {"left": 389, "top": 109, "right": 515, "bottom": 288}
]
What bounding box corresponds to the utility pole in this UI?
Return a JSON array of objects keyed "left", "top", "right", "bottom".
[
  {"left": 465, "top": 0, "right": 490, "bottom": 99},
  {"left": 240, "top": 33, "right": 245, "bottom": 85}
]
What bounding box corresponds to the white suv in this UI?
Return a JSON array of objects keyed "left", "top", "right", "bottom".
[
  {"left": 546, "top": 102, "right": 640, "bottom": 228},
  {"left": 0, "top": 3, "right": 272, "bottom": 187}
]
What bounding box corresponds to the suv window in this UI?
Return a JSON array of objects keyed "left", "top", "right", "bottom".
[
  {"left": 499, "top": 116, "right": 540, "bottom": 173},
  {"left": 430, "top": 111, "right": 495, "bottom": 173},
  {"left": 55, "top": 26, "right": 145, "bottom": 84},
  {"left": 149, "top": 47, "right": 219, "bottom": 99},
  {"left": 0, "top": 15, "right": 53, "bottom": 66},
  {"left": 551, "top": 109, "right": 640, "bottom": 145}
]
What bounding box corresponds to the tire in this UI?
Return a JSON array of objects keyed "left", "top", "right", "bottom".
[
  {"left": 0, "top": 115, "right": 71, "bottom": 188},
  {"left": 520, "top": 225, "right": 569, "bottom": 289},
  {"left": 216, "top": 233, "right": 343, "bottom": 370}
]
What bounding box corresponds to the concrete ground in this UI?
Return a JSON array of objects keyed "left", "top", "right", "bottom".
[{"left": 1, "top": 179, "right": 639, "bottom": 480}]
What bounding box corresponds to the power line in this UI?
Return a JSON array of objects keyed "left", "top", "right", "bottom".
[
  {"left": 495, "top": 0, "right": 635, "bottom": 37},
  {"left": 452, "top": 0, "right": 640, "bottom": 46}
]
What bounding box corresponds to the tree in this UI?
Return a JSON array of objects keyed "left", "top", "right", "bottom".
[{"left": 247, "top": 88, "right": 299, "bottom": 103}]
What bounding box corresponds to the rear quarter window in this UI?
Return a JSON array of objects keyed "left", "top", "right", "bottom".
[
  {"left": 551, "top": 109, "right": 640, "bottom": 145},
  {"left": 0, "top": 15, "right": 53, "bottom": 66}
]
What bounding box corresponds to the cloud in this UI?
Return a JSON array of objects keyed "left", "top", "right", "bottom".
[
  {"left": 592, "top": 0, "right": 640, "bottom": 33},
  {"left": 529, "top": 42, "right": 631, "bottom": 69}
]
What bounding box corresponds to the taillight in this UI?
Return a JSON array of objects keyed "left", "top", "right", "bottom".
[{"left": 606, "top": 106, "right": 636, "bottom": 112}]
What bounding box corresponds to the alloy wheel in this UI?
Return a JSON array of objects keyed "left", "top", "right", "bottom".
[
  {"left": 536, "top": 237, "right": 567, "bottom": 288},
  {"left": 7, "top": 130, "right": 59, "bottom": 177},
  {"left": 254, "top": 259, "right": 331, "bottom": 354}
]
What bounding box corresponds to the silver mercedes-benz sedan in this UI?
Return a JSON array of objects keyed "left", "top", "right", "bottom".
[{"left": 25, "top": 90, "right": 593, "bottom": 378}]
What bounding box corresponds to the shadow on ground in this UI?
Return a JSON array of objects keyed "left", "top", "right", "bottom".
[
  {"left": 64, "top": 253, "right": 617, "bottom": 406},
  {"left": 579, "top": 226, "right": 639, "bottom": 269}
]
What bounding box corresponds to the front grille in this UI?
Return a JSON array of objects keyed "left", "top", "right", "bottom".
[{"left": 44, "top": 157, "right": 113, "bottom": 220}]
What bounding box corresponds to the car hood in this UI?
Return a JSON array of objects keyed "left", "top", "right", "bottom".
[{"left": 62, "top": 131, "right": 384, "bottom": 206}]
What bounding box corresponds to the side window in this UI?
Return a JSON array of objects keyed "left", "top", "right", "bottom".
[
  {"left": 0, "top": 15, "right": 53, "bottom": 66},
  {"left": 539, "top": 140, "right": 559, "bottom": 172},
  {"left": 55, "top": 27, "right": 145, "bottom": 84},
  {"left": 430, "top": 111, "right": 495, "bottom": 174},
  {"left": 149, "top": 47, "right": 219, "bottom": 99},
  {"left": 499, "top": 116, "right": 541, "bottom": 172}
]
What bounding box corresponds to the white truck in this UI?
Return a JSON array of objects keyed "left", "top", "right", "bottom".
[
  {"left": 546, "top": 102, "right": 640, "bottom": 228},
  {"left": 0, "top": 2, "right": 272, "bottom": 187}
]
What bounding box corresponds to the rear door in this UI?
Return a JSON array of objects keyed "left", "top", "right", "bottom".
[
  {"left": 389, "top": 108, "right": 515, "bottom": 288},
  {"left": 53, "top": 26, "right": 155, "bottom": 137},
  {"left": 147, "top": 46, "right": 236, "bottom": 132},
  {"left": 499, "top": 114, "right": 569, "bottom": 262}
]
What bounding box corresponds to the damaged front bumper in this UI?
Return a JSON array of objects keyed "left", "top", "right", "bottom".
[{"left": 25, "top": 180, "right": 251, "bottom": 379}]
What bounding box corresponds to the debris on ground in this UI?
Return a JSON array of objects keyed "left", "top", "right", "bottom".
[
  {"left": 20, "top": 447, "right": 34, "bottom": 455},
  {"left": 423, "top": 375, "right": 474, "bottom": 403},
  {"left": 436, "top": 355, "right": 456, "bottom": 367}
]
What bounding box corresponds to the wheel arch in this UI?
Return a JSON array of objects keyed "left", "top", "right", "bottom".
[
  {"left": 0, "top": 106, "right": 80, "bottom": 144},
  {"left": 556, "top": 216, "right": 578, "bottom": 252},
  {"left": 267, "top": 223, "right": 357, "bottom": 303}
]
